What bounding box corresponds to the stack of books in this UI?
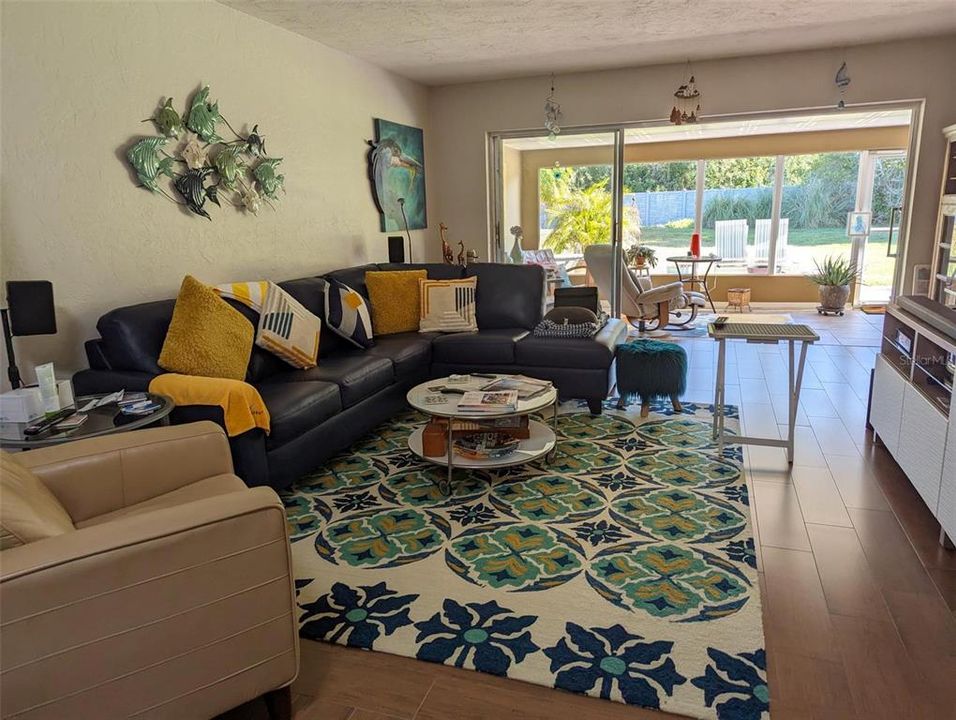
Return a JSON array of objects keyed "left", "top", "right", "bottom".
[{"left": 457, "top": 390, "right": 518, "bottom": 414}]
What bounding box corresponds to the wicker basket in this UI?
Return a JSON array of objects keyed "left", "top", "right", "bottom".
[{"left": 726, "top": 287, "right": 752, "bottom": 312}]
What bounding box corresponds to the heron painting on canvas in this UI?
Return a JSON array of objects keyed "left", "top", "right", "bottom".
[{"left": 367, "top": 118, "right": 427, "bottom": 232}]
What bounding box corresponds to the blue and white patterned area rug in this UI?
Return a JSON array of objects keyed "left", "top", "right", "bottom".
[{"left": 282, "top": 400, "right": 769, "bottom": 720}]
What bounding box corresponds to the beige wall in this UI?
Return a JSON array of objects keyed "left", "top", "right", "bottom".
[
  {"left": 429, "top": 36, "right": 956, "bottom": 293},
  {"left": 501, "top": 144, "right": 522, "bottom": 248},
  {"left": 0, "top": 0, "right": 430, "bottom": 382}
]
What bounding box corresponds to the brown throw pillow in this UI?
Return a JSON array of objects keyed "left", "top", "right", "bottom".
[
  {"left": 365, "top": 270, "right": 427, "bottom": 335},
  {"left": 1, "top": 452, "right": 75, "bottom": 549},
  {"left": 159, "top": 275, "right": 254, "bottom": 380}
]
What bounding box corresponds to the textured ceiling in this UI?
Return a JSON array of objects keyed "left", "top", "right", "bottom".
[{"left": 220, "top": 0, "right": 956, "bottom": 85}]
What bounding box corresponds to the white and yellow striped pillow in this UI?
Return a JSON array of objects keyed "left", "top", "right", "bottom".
[
  {"left": 213, "top": 281, "right": 270, "bottom": 312},
  {"left": 256, "top": 283, "right": 321, "bottom": 369}
]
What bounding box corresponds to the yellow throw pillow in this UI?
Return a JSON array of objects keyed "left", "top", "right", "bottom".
[
  {"left": 365, "top": 270, "right": 427, "bottom": 335},
  {"left": 159, "top": 275, "right": 254, "bottom": 380},
  {"left": 1, "top": 452, "right": 75, "bottom": 550}
]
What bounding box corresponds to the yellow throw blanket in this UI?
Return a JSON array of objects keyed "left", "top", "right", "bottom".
[{"left": 149, "top": 374, "right": 270, "bottom": 437}]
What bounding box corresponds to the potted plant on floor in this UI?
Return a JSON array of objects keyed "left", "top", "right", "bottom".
[
  {"left": 807, "top": 255, "right": 861, "bottom": 316},
  {"left": 625, "top": 244, "right": 657, "bottom": 270}
]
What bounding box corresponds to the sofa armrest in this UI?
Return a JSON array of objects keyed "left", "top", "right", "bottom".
[
  {"left": 0, "top": 488, "right": 298, "bottom": 719},
  {"left": 637, "top": 282, "right": 684, "bottom": 304},
  {"left": 16, "top": 421, "right": 234, "bottom": 523},
  {"left": 594, "top": 318, "right": 627, "bottom": 353}
]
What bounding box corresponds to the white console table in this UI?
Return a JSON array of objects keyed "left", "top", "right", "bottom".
[{"left": 870, "top": 304, "right": 955, "bottom": 547}]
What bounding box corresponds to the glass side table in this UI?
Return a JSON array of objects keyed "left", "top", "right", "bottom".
[{"left": 0, "top": 393, "right": 174, "bottom": 450}]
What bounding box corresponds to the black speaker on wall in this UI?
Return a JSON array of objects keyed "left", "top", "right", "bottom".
[{"left": 387, "top": 236, "right": 406, "bottom": 263}]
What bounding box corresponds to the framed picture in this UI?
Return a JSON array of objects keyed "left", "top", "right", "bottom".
[
  {"left": 367, "top": 119, "right": 427, "bottom": 232},
  {"left": 846, "top": 211, "right": 871, "bottom": 237}
]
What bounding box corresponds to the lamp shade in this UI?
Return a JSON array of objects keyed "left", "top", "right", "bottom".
[{"left": 6, "top": 281, "right": 56, "bottom": 336}]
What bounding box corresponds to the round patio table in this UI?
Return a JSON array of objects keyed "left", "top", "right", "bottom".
[{"left": 666, "top": 255, "right": 722, "bottom": 313}]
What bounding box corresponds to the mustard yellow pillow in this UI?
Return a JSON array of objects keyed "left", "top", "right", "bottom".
[
  {"left": 365, "top": 270, "right": 427, "bottom": 335},
  {"left": 159, "top": 275, "right": 253, "bottom": 380}
]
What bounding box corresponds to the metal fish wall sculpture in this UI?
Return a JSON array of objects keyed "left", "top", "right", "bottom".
[{"left": 124, "top": 84, "right": 286, "bottom": 220}]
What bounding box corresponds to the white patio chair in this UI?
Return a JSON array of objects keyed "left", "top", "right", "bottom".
[
  {"left": 754, "top": 218, "right": 789, "bottom": 265},
  {"left": 715, "top": 219, "right": 748, "bottom": 261}
]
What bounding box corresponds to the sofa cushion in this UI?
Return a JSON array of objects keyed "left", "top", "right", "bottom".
[
  {"left": 1, "top": 452, "right": 75, "bottom": 548},
  {"left": 258, "top": 381, "right": 342, "bottom": 449},
  {"left": 97, "top": 300, "right": 175, "bottom": 374},
  {"left": 432, "top": 328, "right": 528, "bottom": 365},
  {"left": 364, "top": 332, "right": 435, "bottom": 379},
  {"left": 75, "top": 474, "right": 246, "bottom": 529},
  {"left": 465, "top": 264, "right": 545, "bottom": 330},
  {"left": 266, "top": 353, "right": 393, "bottom": 408},
  {"left": 515, "top": 318, "right": 626, "bottom": 369}
]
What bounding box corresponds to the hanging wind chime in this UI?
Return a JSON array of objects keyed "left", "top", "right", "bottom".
[
  {"left": 835, "top": 61, "right": 851, "bottom": 109},
  {"left": 669, "top": 65, "right": 701, "bottom": 125},
  {"left": 544, "top": 73, "right": 562, "bottom": 141}
]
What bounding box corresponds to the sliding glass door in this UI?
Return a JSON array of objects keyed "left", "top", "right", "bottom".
[
  {"left": 493, "top": 130, "right": 622, "bottom": 311},
  {"left": 490, "top": 105, "right": 917, "bottom": 309},
  {"left": 854, "top": 151, "right": 907, "bottom": 304}
]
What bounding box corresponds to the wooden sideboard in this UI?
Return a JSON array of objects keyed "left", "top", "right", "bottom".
[{"left": 870, "top": 303, "right": 955, "bottom": 546}]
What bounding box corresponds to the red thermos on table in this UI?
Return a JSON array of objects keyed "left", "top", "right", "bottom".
[{"left": 690, "top": 232, "right": 701, "bottom": 257}]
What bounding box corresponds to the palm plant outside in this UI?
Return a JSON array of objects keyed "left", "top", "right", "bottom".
[{"left": 540, "top": 168, "right": 640, "bottom": 253}]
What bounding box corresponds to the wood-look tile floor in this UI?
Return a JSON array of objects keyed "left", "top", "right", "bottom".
[{"left": 228, "top": 308, "right": 956, "bottom": 720}]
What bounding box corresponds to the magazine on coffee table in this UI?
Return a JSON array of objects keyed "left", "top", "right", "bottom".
[
  {"left": 480, "top": 375, "right": 552, "bottom": 399},
  {"left": 457, "top": 390, "right": 519, "bottom": 413}
]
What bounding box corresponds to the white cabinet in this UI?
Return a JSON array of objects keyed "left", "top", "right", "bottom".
[
  {"left": 871, "top": 354, "right": 906, "bottom": 454},
  {"left": 872, "top": 305, "right": 955, "bottom": 548},
  {"left": 897, "top": 384, "right": 947, "bottom": 512},
  {"left": 940, "top": 393, "right": 956, "bottom": 542}
]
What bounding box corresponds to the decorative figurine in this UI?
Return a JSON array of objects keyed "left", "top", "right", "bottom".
[
  {"left": 253, "top": 158, "right": 284, "bottom": 199},
  {"left": 180, "top": 133, "right": 209, "bottom": 170},
  {"left": 173, "top": 167, "right": 216, "bottom": 220},
  {"left": 509, "top": 225, "right": 524, "bottom": 264},
  {"left": 457, "top": 239, "right": 466, "bottom": 266},
  {"left": 244, "top": 124, "right": 267, "bottom": 157},
  {"left": 439, "top": 223, "right": 454, "bottom": 264},
  {"left": 213, "top": 144, "right": 245, "bottom": 190},
  {"left": 186, "top": 86, "right": 222, "bottom": 144},
  {"left": 126, "top": 137, "right": 175, "bottom": 192},
  {"left": 145, "top": 98, "right": 183, "bottom": 138}
]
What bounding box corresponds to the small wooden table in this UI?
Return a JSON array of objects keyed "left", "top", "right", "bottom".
[
  {"left": 667, "top": 255, "right": 722, "bottom": 313},
  {"left": 709, "top": 322, "right": 819, "bottom": 463}
]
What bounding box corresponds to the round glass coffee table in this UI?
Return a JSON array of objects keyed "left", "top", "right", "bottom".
[
  {"left": 406, "top": 376, "right": 558, "bottom": 495},
  {"left": 0, "top": 393, "right": 174, "bottom": 450}
]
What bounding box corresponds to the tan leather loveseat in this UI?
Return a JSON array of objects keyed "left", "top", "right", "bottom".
[{"left": 0, "top": 422, "right": 298, "bottom": 720}]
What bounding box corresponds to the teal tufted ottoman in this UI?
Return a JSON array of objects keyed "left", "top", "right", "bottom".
[{"left": 615, "top": 340, "right": 687, "bottom": 417}]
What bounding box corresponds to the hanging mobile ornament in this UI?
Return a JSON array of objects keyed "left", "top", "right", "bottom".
[
  {"left": 670, "top": 62, "right": 701, "bottom": 125},
  {"left": 544, "top": 73, "right": 562, "bottom": 141},
  {"left": 835, "top": 60, "right": 851, "bottom": 109}
]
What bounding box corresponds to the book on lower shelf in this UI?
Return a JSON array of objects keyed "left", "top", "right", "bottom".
[{"left": 457, "top": 390, "right": 519, "bottom": 413}]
